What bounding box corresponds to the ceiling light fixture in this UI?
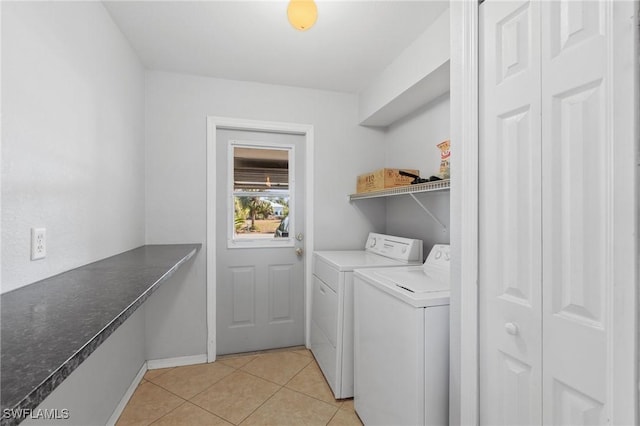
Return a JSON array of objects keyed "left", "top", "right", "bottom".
[{"left": 287, "top": 0, "right": 318, "bottom": 31}]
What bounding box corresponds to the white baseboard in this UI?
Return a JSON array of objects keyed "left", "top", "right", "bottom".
[
  {"left": 147, "top": 354, "right": 208, "bottom": 370},
  {"left": 106, "top": 362, "right": 147, "bottom": 426}
]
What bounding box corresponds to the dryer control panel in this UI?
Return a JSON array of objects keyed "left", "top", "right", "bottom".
[{"left": 364, "top": 233, "right": 423, "bottom": 262}]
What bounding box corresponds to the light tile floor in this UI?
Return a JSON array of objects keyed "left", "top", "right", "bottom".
[{"left": 116, "top": 347, "right": 363, "bottom": 426}]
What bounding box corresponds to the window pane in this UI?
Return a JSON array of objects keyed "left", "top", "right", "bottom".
[
  {"left": 234, "top": 196, "right": 289, "bottom": 239},
  {"left": 234, "top": 147, "right": 289, "bottom": 191}
]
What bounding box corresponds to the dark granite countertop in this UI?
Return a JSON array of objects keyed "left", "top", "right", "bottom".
[{"left": 0, "top": 244, "right": 200, "bottom": 425}]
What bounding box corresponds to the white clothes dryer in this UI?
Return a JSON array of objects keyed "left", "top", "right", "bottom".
[
  {"left": 311, "top": 233, "right": 423, "bottom": 399},
  {"left": 353, "top": 244, "right": 451, "bottom": 425}
]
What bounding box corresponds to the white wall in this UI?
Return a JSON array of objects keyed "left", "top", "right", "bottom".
[
  {"left": 1, "top": 1, "right": 146, "bottom": 293},
  {"left": 1, "top": 1, "right": 4, "bottom": 292},
  {"left": 144, "top": 70, "right": 386, "bottom": 359},
  {"left": 144, "top": 258, "right": 202, "bottom": 360},
  {"left": 2, "top": 2, "right": 147, "bottom": 419},
  {"left": 383, "top": 94, "right": 451, "bottom": 255},
  {"left": 23, "top": 309, "right": 146, "bottom": 426},
  {"left": 359, "top": 8, "right": 450, "bottom": 126}
]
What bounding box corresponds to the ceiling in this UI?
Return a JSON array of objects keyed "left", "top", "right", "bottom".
[{"left": 103, "top": 1, "right": 449, "bottom": 94}]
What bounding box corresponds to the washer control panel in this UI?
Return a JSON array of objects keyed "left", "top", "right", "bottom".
[
  {"left": 364, "top": 233, "right": 423, "bottom": 262},
  {"left": 425, "top": 244, "right": 451, "bottom": 269}
]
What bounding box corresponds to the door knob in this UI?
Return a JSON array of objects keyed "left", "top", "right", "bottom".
[
  {"left": 295, "top": 247, "right": 304, "bottom": 256},
  {"left": 504, "top": 322, "right": 519, "bottom": 336},
  {"left": 296, "top": 233, "right": 304, "bottom": 241}
]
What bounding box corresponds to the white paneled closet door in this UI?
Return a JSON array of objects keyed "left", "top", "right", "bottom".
[
  {"left": 541, "top": 1, "right": 612, "bottom": 424},
  {"left": 480, "top": 0, "right": 637, "bottom": 425},
  {"left": 479, "top": 1, "right": 542, "bottom": 424}
]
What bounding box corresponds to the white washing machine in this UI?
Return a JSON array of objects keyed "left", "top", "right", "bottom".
[
  {"left": 311, "top": 233, "right": 423, "bottom": 399},
  {"left": 353, "top": 244, "right": 450, "bottom": 426}
]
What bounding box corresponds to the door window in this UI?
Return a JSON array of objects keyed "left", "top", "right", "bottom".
[{"left": 228, "top": 141, "right": 295, "bottom": 248}]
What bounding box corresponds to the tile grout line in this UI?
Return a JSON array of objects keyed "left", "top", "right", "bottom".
[
  {"left": 143, "top": 367, "right": 176, "bottom": 382},
  {"left": 180, "top": 364, "right": 245, "bottom": 425},
  {"left": 180, "top": 359, "right": 288, "bottom": 425},
  {"left": 146, "top": 400, "right": 189, "bottom": 426},
  {"left": 281, "top": 386, "right": 343, "bottom": 414},
  {"left": 142, "top": 368, "right": 240, "bottom": 424},
  {"left": 237, "top": 351, "right": 347, "bottom": 411},
  {"left": 115, "top": 381, "right": 187, "bottom": 426},
  {"left": 236, "top": 382, "right": 285, "bottom": 426},
  {"left": 188, "top": 396, "right": 238, "bottom": 426},
  {"left": 237, "top": 353, "right": 313, "bottom": 388},
  {"left": 181, "top": 363, "right": 242, "bottom": 420},
  {"left": 144, "top": 380, "right": 189, "bottom": 405},
  {"left": 220, "top": 351, "right": 315, "bottom": 424},
  {"left": 281, "top": 361, "right": 345, "bottom": 409},
  {"left": 233, "top": 385, "right": 343, "bottom": 426},
  {"left": 202, "top": 350, "right": 319, "bottom": 425},
  {"left": 325, "top": 406, "right": 341, "bottom": 426},
  {"left": 147, "top": 362, "right": 237, "bottom": 403}
]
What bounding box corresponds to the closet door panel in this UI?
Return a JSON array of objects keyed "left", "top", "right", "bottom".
[
  {"left": 480, "top": 1, "right": 636, "bottom": 424},
  {"left": 541, "top": 1, "right": 611, "bottom": 423},
  {"left": 479, "top": 2, "right": 542, "bottom": 425}
]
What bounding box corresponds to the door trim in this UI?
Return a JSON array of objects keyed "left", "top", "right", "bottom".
[
  {"left": 206, "top": 116, "right": 314, "bottom": 362},
  {"left": 451, "top": 1, "right": 480, "bottom": 424},
  {"left": 609, "top": 2, "right": 638, "bottom": 423}
]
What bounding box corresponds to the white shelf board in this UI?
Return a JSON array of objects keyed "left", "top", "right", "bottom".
[{"left": 349, "top": 179, "right": 450, "bottom": 201}]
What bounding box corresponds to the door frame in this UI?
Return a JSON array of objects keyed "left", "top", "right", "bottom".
[
  {"left": 451, "top": 1, "right": 480, "bottom": 424},
  {"left": 206, "top": 116, "right": 314, "bottom": 362}
]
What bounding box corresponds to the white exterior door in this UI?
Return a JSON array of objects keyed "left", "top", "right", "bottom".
[
  {"left": 216, "top": 128, "right": 305, "bottom": 355},
  {"left": 479, "top": 1, "right": 542, "bottom": 424},
  {"left": 479, "top": 1, "right": 637, "bottom": 424}
]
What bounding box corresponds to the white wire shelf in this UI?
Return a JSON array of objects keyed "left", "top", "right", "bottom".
[{"left": 348, "top": 179, "right": 450, "bottom": 201}]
